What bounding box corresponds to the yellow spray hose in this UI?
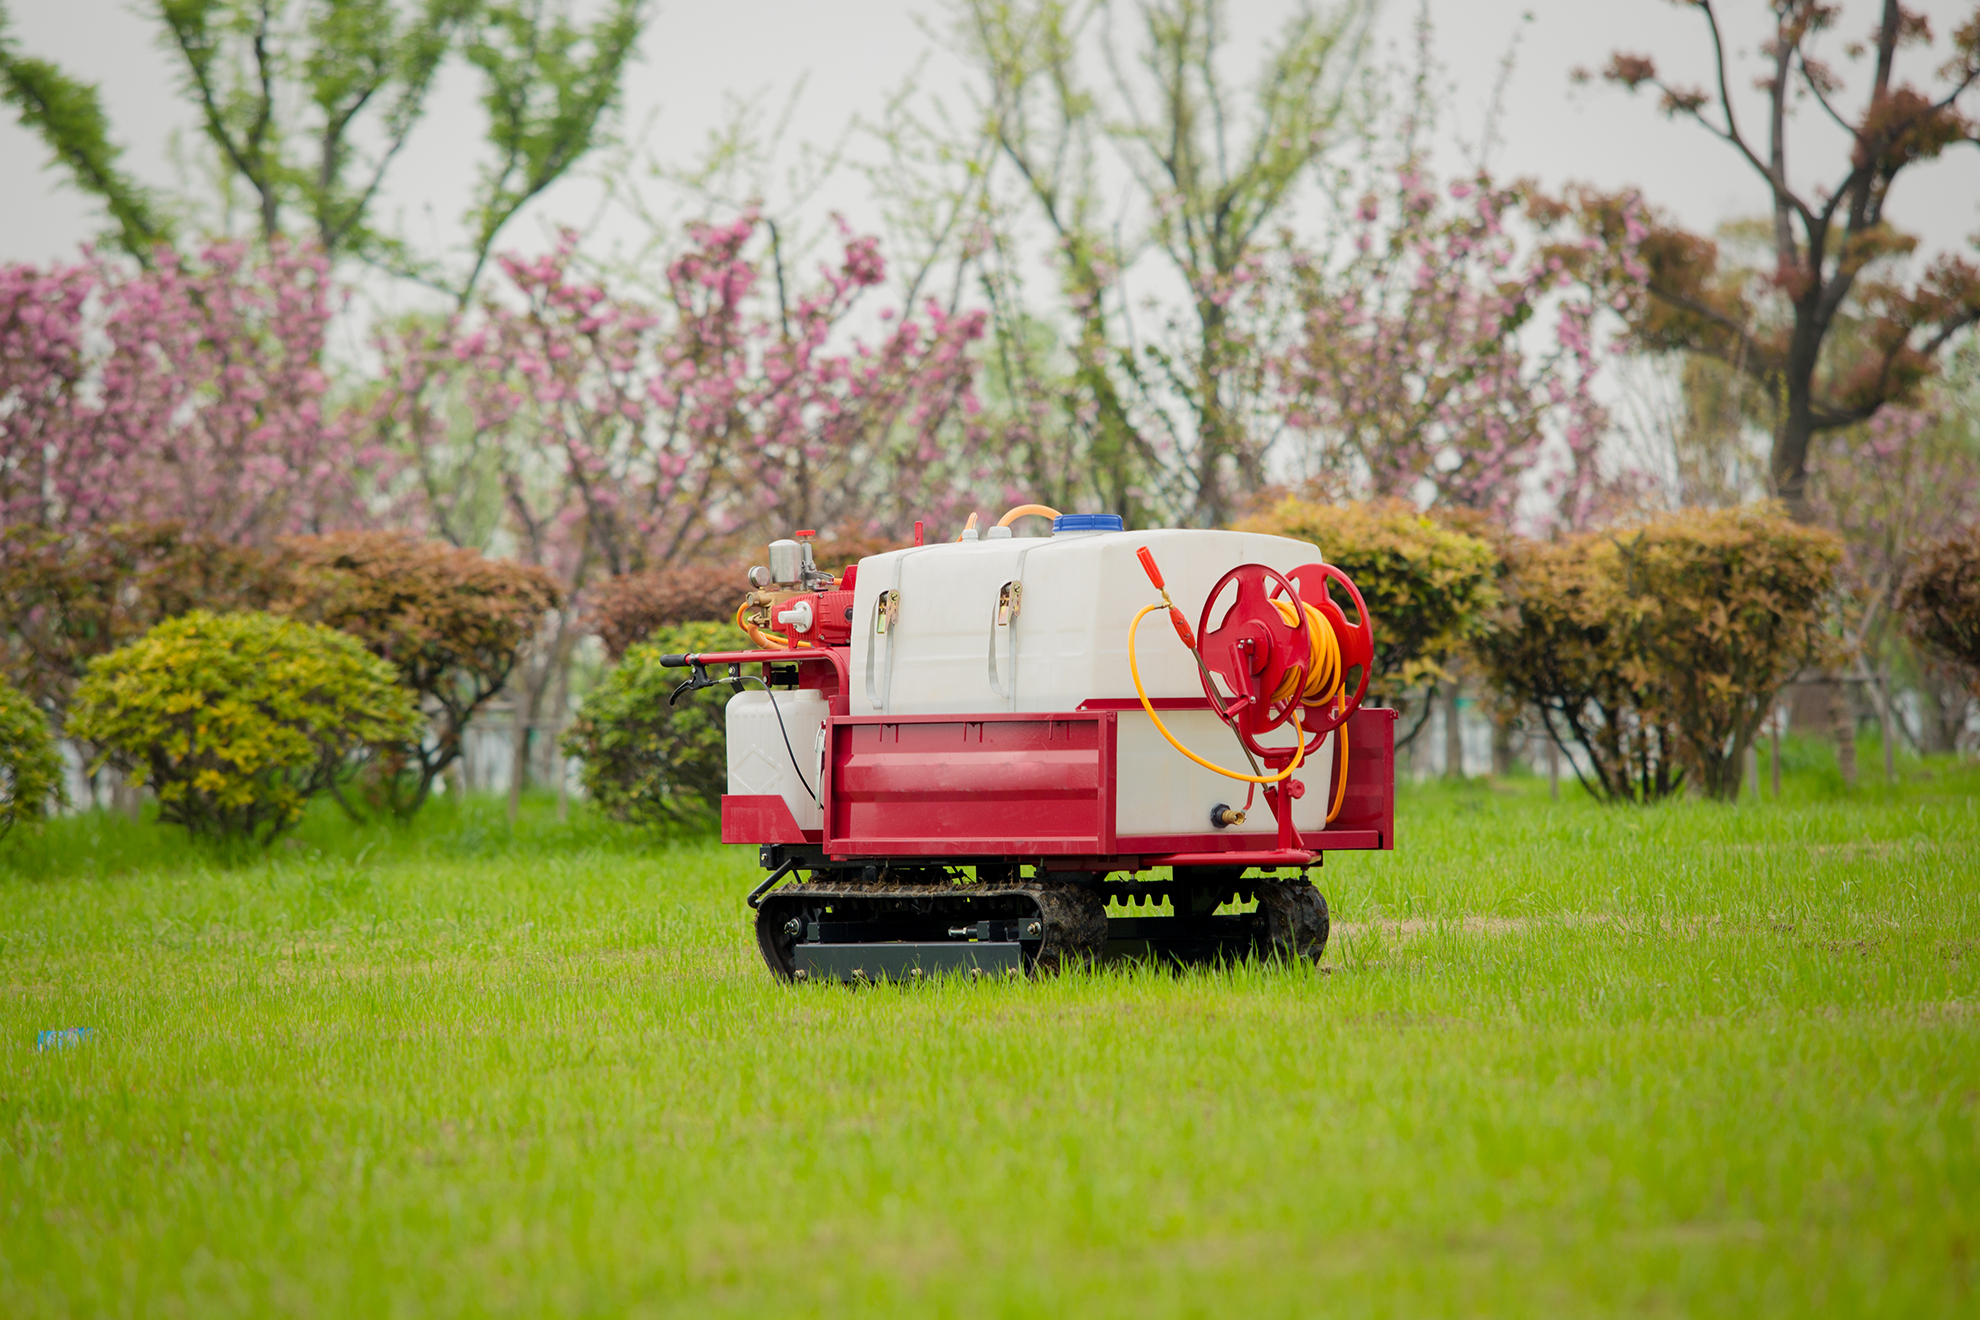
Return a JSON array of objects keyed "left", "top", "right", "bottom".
[
  {"left": 1128, "top": 601, "right": 1353, "bottom": 820},
  {"left": 1130, "top": 604, "right": 1303, "bottom": 784}
]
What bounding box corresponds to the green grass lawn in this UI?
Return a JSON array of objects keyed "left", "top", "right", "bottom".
[{"left": 3, "top": 743, "right": 1978, "bottom": 1317}]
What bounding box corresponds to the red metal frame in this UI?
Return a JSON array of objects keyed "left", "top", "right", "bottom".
[{"left": 694, "top": 643, "right": 1395, "bottom": 872}]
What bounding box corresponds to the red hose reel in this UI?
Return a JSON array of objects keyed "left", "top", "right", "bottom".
[{"left": 1193, "top": 562, "right": 1374, "bottom": 759}]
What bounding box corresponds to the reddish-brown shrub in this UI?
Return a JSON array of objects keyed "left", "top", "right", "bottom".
[
  {"left": 281, "top": 532, "right": 562, "bottom": 816},
  {"left": 0, "top": 522, "right": 284, "bottom": 724},
  {"left": 589, "top": 563, "right": 748, "bottom": 660},
  {"left": 1901, "top": 529, "right": 1980, "bottom": 694},
  {"left": 587, "top": 525, "right": 906, "bottom": 658}
]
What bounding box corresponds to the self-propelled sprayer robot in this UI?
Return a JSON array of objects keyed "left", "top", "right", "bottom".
[{"left": 659, "top": 505, "right": 1396, "bottom": 983}]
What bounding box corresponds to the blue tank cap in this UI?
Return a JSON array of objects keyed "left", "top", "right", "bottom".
[{"left": 1052, "top": 513, "right": 1126, "bottom": 533}]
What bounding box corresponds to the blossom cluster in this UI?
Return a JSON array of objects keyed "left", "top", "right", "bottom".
[
  {"left": 1272, "top": 166, "right": 1647, "bottom": 530},
  {"left": 372, "top": 214, "right": 988, "bottom": 590},
  {"left": 0, "top": 242, "right": 363, "bottom": 545}
]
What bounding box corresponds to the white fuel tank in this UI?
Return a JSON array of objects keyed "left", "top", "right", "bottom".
[
  {"left": 725, "top": 688, "right": 828, "bottom": 830},
  {"left": 845, "top": 526, "right": 1340, "bottom": 839}
]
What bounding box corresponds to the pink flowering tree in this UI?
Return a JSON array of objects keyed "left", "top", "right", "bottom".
[
  {"left": 379, "top": 214, "right": 988, "bottom": 582},
  {"left": 370, "top": 213, "right": 989, "bottom": 801},
  {"left": 1811, "top": 397, "right": 1980, "bottom": 766},
  {"left": 0, "top": 259, "right": 103, "bottom": 534},
  {"left": 1, "top": 241, "right": 368, "bottom": 546},
  {"left": 1271, "top": 166, "right": 1645, "bottom": 531}
]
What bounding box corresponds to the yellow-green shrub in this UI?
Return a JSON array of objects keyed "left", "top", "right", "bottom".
[
  {"left": 67, "top": 611, "right": 419, "bottom": 843},
  {"left": 0, "top": 676, "right": 65, "bottom": 837},
  {"left": 1475, "top": 535, "right": 1682, "bottom": 803},
  {"left": 1234, "top": 498, "right": 1501, "bottom": 698}
]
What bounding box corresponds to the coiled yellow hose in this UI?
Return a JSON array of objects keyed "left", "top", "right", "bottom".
[
  {"left": 1129, "top": 604, "right": 1304, "bottom": 784},
  {"left": 1270, "top": 598, "right": 1343, "bottom": 706}
]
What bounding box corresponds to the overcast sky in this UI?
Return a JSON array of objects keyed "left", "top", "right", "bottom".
[{"left": 3, "top": 0, "right": 1975, "bottom": 274}]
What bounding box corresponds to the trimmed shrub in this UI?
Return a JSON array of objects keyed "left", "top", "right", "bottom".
[
  {"left": 587, "top": 525, "right": 905, "bottom": 660},
  {"left": 1233, "top": 498, "right": 1501, "bottom": 700},
  {"left": 0, "top": 522, "right": 284, "bottom": 722},
  {"left": 0, "top": 676, "right": 65, "bottom": 837},
  {"left": 589, "top": 564, "right": 747, "bottom": 661},
  {"left": 1617, "top": 506, "right": 1839, "bottom": 798},
  {"left": 281, "top": 532, "right": 562, "bottom": 816},
  {"left": 1476, "top": 534, "right": 1683, "bottom": 803},
  {"left": 67, "top": 612, "right": 419, "bottom": 844},
  {"left": 563, "top": 620, "right": 745, "bottom": 829},
  {"left": 1902, "top": 529, "right": 1980, "bottom": 694},
  {"left": 1479, "top": 506, "right": 1839, "bottom": 802}
]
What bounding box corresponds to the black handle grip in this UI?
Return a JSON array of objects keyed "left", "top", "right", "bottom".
[{"left": 658, "top": 653, "right": 691, "bottom": 668}]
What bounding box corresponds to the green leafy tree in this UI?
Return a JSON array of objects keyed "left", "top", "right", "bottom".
[
  {"left": 0, "top": 676, "right": 65, "bottom": 838},
  {"left": 882, "top": 0, "right": 1372, "bottom": 526},
  {"left": 68, "top": 611, "right": 419, "bottom": 843},
  {"left": 1, "top": 0, "right": 647, "bottom": 297},
  {"left": 562, "top": 620, "right": 742, "bottom": 831},
  {"left": 0, "top": 7, "right": 171, "bottom": 258},
  {"left": 458, "top": 0, "right": 645, "bottom": 297}
]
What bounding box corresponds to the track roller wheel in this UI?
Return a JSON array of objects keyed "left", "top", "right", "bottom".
[
  {"left": 1255, "top": 879, "right": 1330, "bottom": 964},
  {"left": 1028, "top": 882, "right": 1107, "bottom": 974}
]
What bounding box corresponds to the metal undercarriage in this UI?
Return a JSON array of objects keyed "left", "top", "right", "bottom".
[{"left": 751, "top": 851, "right": 1330, "bottom": 984}]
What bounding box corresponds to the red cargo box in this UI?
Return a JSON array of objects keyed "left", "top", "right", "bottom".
[{"left": 824, "top": 711, "right": 1118, "bottom": 858}]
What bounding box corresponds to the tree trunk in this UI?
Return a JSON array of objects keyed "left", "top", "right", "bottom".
[
  {"left": 508, "top": 611, "right": 585, "bottom": 827},
  {"left": 1770, "top": 311, "right": 1821, "bottom": 525},
  {"left": 1547, "top": 737, "right": 1560, "bottom": 801},
  {"left": 550, "top": 658, "right": 572, "bottom": 823},
  {"left": 1917, "top": 667, "right": 1968, "bottom": 754},
  {"left": 111, "top": 768, "right": 143, "bottom": 822},
  {"left": 1830, "top": 680, "right": 1858, "bottom": 789},
  {"left": 507, "top": 691, "right": 531, "bottom": 827},
  {"left": 1443, "top": 685, "right": 1464, "bottom": 781},
  {"left": 1771, "top": 706, "right": 1783, "bottom": 799},
  {"left": 1875, "top": 668, "right": 1896, "bottom": 785},
  {"left": 1490, "top": 711, "right": 1516, "bottom": 779}
]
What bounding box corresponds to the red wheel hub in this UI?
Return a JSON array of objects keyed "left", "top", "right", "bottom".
[{"left": 1194, "top": 563, "right": 1312, "bottom": 758}]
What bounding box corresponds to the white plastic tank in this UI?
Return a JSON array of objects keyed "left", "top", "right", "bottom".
[
  {"left": 725, "top": 688, "right": 828, "bottom": 831},
  {"left": 844, "top": 525, "right": 1341, "bottom": 839}
]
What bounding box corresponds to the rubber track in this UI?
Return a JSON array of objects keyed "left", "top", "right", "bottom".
[{"left": 755, "top": 879, "right": 1108, "bottom": 980}]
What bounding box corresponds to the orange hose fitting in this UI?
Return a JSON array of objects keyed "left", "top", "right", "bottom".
[{"left": 996, "top": 503, "right": 1061, "bottom": 528}]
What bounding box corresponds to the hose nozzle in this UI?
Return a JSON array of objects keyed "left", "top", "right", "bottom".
[{"left": 1136, "top": 546, "right": 1196, "bottom": 648}]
